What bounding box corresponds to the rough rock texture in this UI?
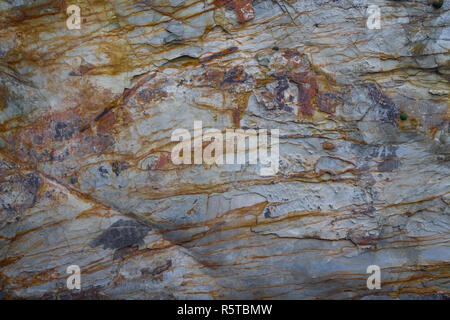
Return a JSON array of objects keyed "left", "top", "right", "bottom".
[{"left": 0, "top": 0, "right": 449, "bottom": 299}]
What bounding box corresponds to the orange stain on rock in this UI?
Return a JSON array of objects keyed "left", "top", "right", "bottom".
[{"left": 322, "top": 141, "right": 335, "bottom": 150}]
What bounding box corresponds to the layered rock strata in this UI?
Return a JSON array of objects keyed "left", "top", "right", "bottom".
[{"left": 0, "top": 0, "right": 449, "bottom": 299}]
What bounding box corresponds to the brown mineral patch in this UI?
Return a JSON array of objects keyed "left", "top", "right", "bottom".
[
  {"left": 194, "top": 67, "right": 224, "bottom": 88},
  {"left": 220, "top": 67, "right": 252, "bottom": 90},
  {"left": 96, "top": 109, "right": 117, "bottom": 134},
  {"left": 232, "top": 91, "right": 251, "bottom": 127},
  {"left": 267, "top": 50, "right": 341, "bottom": 117},
  {"left": 317, "top": 93, "right": 338, "bottom": 114},
  {"left": 154, "top": 153, "right": 171, "bottom": 170},
  {"left": 282, "top": 49, "right": 302, "bottom": 61},
  {"left": 5, "top": 0, "right": 64, "bottom": 24},
  {"left": 0, "top": 256, "right": 20, "bottom": 268},
  {"left": 69, "top": 63, "right": 95, "bottom": 76},
  {"left": 232, "top": 109, "right": 241, "bottom": 127},
  {"left": 214, "top": 0, "right": 255, "bottom": 23},
  {"left": 289, "top": 72, "right": 318, "bottom": 116},
  {"left": 322, "top": 142, "right": 335, "bottom": 150},
  {"left": 397, "top": 116, "right": 419, "bottom": 130},
  {"left": 0, "top": 82, "right": 120, "bottom": 162},
  {"left": 194, "top": 66, "right": 253, "bottom": 92},
  {"left": 0, "top": 87, "right": 7, "bottom": 111}
]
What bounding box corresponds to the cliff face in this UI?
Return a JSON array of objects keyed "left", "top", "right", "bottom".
[{"left": 0, "top": 0, "right": 449, "bottom": 299}]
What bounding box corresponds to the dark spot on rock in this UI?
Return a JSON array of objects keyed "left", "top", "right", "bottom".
[
  {"left": 54, "top": 122, "right": 74, "bottom": 141},
  {"left": 431, "top": 0, "right": 444, "bottom": 9},
  {"left": 263, "top": 205, "right": 276, "bottom": 218},
  {"left": 365, "top": 83, "right": 399, "bottom": 125},
  {"left": 90, "top": 219, "right": 151, "bottom": 250},
  {"left": 112, "top": 161, "right": 130, "bottom": 176},
  {"left": 263, "top": 207, "right": 271, "bottom": 218},
  {"left": 220, "top": 67, "right": 252, "bottom": 90},
  {"left": 98, "top": 166, "right": 109, "bottom": 178}
]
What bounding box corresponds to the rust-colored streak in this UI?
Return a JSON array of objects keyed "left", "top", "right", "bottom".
[
  {"left": 232, "top": 109, "right": 241, "bottom": 127},
  {"left": 290, "top": 72, "right": 318, "bottom": 116},
  {"left": 0, "top": 256, "right": 21, "bottom": 268},
  {"left": 0, "top": 86, "right": 6, "bottom": 111},
  {"left": 199, "top": 47, "right": 238, "bottom": 63}
]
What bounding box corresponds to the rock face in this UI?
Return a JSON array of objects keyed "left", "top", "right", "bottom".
[{"left": 0, "top": 0, "right": 449, "bottom": 299}]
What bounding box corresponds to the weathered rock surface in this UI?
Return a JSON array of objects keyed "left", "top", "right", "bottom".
[{"left": 0, "top": 0, "right": 449, "bottom": 299}]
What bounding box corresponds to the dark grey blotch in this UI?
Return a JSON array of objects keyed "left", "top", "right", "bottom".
[
  {"left": 424, "top": 293, "right": 450, "bottom": 300},
  {"left": 90, "top": 219, "right": 151, "bottom": 250},
  {"left": 365, "top": 83, "right": 400, "bottom": 125},
  {"left": 263, "top": 207, "right": 272, "bottom": 218},
  {"left": 377, "top": 158, "right": 400, "bottom": 172},
  {"left": 98, "top": 166, "right": 109, "bottom": 178},
  {"left": 54, "top": 122, "right": 75, "bottom": 141},
  {"left": 0, "top": 172, "right": 42, "bottom": 214},
  {"left": 112, "top": 161, "right": 129, "bottom": 176}
]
